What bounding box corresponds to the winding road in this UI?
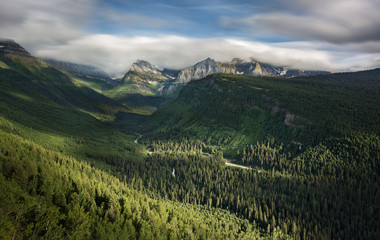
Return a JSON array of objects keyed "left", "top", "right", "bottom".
[
  {"left": 225, "top": 159, "right": 251, "bottom": 170},
  {"left": 134, "top": 134, "right": 142, "bottom": 144}
]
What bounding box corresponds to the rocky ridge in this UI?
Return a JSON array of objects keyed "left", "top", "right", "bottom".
[
  {"left": 0, "top": 39, "right": 31, "bottom": 56},
  {"left": 43, "top": 58, "right": 113, "bottom": 82},
  {"left": 174, "top": 58, "right": 330, "bottom": 84}
]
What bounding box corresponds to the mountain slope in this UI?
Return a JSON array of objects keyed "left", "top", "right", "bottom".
[
  {"left": 0, "top": 39, "right": 140, "bottom": 160},
  {"left": 0, "top": 39, "right": 282, "bottom": 240},
  {"left": 1, "top": 40, "right": 379, "bottom": 240},
  {"left": 105, "top": 60, "right": 177, "bottom": 115},
  {"left": 136, "top": 70, "right": 380, "bottom": 239},
  {"left": 141, "top": 70, "right": 380, "bottom": 156},
  {"left": 42, "top": 58, "right": 113, "bottom": 82},
  {"left": 0, "top": 127, "right": 270, "bottom": 240}
]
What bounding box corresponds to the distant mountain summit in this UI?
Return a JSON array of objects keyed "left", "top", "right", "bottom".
[
  {"left": 174, "top": 58, "right": 330, "bottom": 84},
  {"left": 123, "top": 60, "right": 170, "bottom": 83},
  {"left": 43, "top": 58, "right": 113, "bottom": 82},
  {"left": 175, "top": 58, "right": 221, "bottom": 83},
  {"left": 117, "top": 58, "right": 330, "bottom": 96},
  {"left": 0, "top": 38, "right": 31, "bottom": 56}
]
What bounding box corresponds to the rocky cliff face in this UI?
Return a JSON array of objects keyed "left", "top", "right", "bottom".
[
  {"left": 120, "top": 60, "right": 175, "bottom": 95},
  {"left": 124, "top": 60, "right": 169, "bottom": 82},
  {"left": 0, "top": 39, "right": 31, "bottom": 56},
  {"left": 175, "top": 58, "right": 222, "bottom": 83},
  {"left": 174, "top": 58, "right": 330, "bottom": 84}
]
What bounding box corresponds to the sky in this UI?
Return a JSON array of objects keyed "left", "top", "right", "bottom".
[{"left": 1, "top": 0, "right": 380, "bottom": 76}]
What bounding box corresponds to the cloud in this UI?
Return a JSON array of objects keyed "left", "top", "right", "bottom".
[
  {"left": 221, "top": 0, "right": 380, "bottom": 44},
  {"left": 0, "top": 0, "right": 91, "bottom": 49},
  {"left": 1, "top": 0, "right": 379, "bottom": 77},
  {"left": 35, "top": 34, "right": 380, "bottom": 77}
]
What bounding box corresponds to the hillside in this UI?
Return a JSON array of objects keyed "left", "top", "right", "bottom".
[
  {"left": 141, "top": 71, "right": 380, "bottom": 156},
  {"left": 103, "top": 60, "right": 177, "bottom": 115},
  {"left": 0, "top": 128, "right": 272, "bottom": 239},
  {"left": 42, "top": 58, "right": 114, "bottom": 83},
  {"left": 135, "top": 71, "right": 380, "bottom": 239},
  {"left": 0, "top": 40, "right": 143, "bottom": 163},
  {"left": 1, "top": 39, "right": 379, "bottom": 239},
  {"left": 97, "top": 58, "right": 329, "bottom": 116},
  {"left": 0, "top": 40, "right": 287, "bottom": 239}
]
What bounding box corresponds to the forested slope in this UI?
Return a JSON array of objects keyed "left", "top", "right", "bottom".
[
  {"left": 141, "top": 70, "right": 380, "bottom": 157},
  {"left": 132, "top": 70, "right": 380, "bottom": 239},
  {"left": 0, "top": 129, "right": 276, "bottom": 239},
  {"left": 0, "top": 51, "right": 279, "bottom": 239},
  {"left": 1, "top": 41, "right": 379, "bottom": 239}
]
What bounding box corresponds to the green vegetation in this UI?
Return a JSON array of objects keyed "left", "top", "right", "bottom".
[
  {"left": 1, "top": 47, "right": 379, "bottom": 239},
  {"left": 0, "top": 130, "right": 276, "bottom": 239},
  {"left": 141, "top": 71, "right": 380, "bottom": 157},
  {"left": 133, "top": 70, "right": 380, "bottom": 239},
  {"left": 0, "top": 54, "right": 144, "bottom": 167},
  {"left": 95, "top": 135, "right": 379, "bottom": 239}
]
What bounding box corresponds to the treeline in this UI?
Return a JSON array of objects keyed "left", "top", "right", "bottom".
[
  {"left": 237, "top": 135, "right": 380, "bottom": 178},
  {"left": 91, "top": 135, "right": 380, "bottom": 239},
  {"left": 141, "top": 73, "right": 380, "bottom": 157},
  {"left": 0, "top": 130, "right": 280, "bottom": 239}
]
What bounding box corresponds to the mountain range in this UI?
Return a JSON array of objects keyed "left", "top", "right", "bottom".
[
  {"left": 1, "top": 39, "right": 379, "bottom": 239},
  {"left": 118, "top": 57, "right": 330, "bottom": 95},
  {"left": 43, "top": 58, "right": 114, "bottom": 83}
]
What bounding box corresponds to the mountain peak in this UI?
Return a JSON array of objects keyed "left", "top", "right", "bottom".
[
  {"left": 197, "top": 57, "right": 216, "bottom": 65},
  {"left": 130, "top": 59, "right": 162, "bottom": 75},
  {"left": 123, "top": 59, "right": 170, "bottom": 85},
  {"left": 0, "top": 38, "right": 31, "bottom": 56},
  {"left": 175, "top": 58, "right": 221, "bottom": 84}
]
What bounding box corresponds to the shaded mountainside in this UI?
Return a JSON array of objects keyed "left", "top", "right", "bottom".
[
  {"left": 43, "top": 58, "right": 114, "bottom": 83},
  {"left": 1, "top": 40, "right": 380, "bottom": 239},
  {"left": 106, "top": 58, "right": 329, "bottom": 114},
  {"left": 0, "top": 125, "right": 271, "bottom": 240},
  {"left": 0, "top": 41, "right": 144, "bottom": 162},
  {"left": 141, "top": 70, "right": 380, "bottom": 156},
  {"left": 135, "top": 70, "right": 380, "bottom": 239},
  {"left": 0, "top": 39, "right": 285, "bottom": 240}
]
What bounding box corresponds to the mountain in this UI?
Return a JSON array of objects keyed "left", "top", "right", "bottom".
[
  {"left": 124, "top": 59, "right": 170, "bottom": 82},
  {"left": 174, "top": 57, "right": 330, "bottom": 84},
  {"left": 103, "top": 60, "right": 177, "bottom": 115},
  {"left": 138, "top": 70, "right": 380, "bottom": 239},
  {"left": 142, "top": 70, "right": 380, "bottom": 156},
  {"left": 0, "top": 39, "right": 137, "bottom": 154},
  {"left": 43, "top": 58, "right": 113, "bottom": 82},
  {"left": 1, "top": 39, "right": 380, "bottom": 240},
  {"left": 0, "top": 38, "right": 31, "bottom": 56},
  {"left": 114, "top": 58, "right": 329, "bottom": 97},
  {"left": 119, "top": 60, "right": 173, "bottom": 95},
  {"left": 175, "top": 58, "right": 221, "bottom": 83},
  {"left": 0, "top": 39, "right": 275, "bottom": 240}
]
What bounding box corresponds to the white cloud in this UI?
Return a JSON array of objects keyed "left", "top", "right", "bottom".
[
  {"left": 35, "top": 34, "right": 380, "bottom": 76},
  {"left": 221, "top": 0, "right": 380, "bottom": 44},
  {"left": 0, "top": 0, "right": 91, "bottom": 50},
  {"left": 1, "top": 0, "right": 379, "bottom": 77}
]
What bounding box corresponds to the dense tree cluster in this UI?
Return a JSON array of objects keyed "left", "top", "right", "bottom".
[
  {"left": 0, "top": 131, "right": 277, "bottom": 239},
  {"left": 1, "top": 52, "right": 379, "bottom": 239},
  {"left": 91, "top": 134, "right": 380, "bottom": 239}
]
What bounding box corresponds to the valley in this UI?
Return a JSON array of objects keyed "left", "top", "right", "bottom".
[{"left": 0, "top": 39, "right": 379, "bottom": 239}]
